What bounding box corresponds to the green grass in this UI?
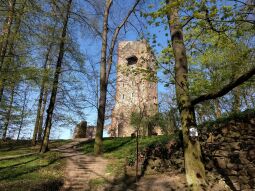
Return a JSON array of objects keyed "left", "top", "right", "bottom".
[
  {"left": 106, "top": 159, "right": 126, "bottom": 177},
  {"left": 0, "top": 139, "right": 71, "bottom": 158},
  {"left": 89, "top": 178, "right": 107, "bottom": 188},
  {"left": 0, "top": 151, "right": 64, "bottom": 191},
  {"left": 82, "top": 135, "right": 172, "bottom": 161},
  {"left": 80, "top": 135, "right": 174, "bottom": 182},
  {"left": 0, "top": 140, "right": 69, "bottom": 191}
]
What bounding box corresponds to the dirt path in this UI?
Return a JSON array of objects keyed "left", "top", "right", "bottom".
[
  {"left": 55, "top": 139, "right": 110, "bottom": 191},
  {"left": 55, "top": 139, "right": 230, "bottom": 191}
]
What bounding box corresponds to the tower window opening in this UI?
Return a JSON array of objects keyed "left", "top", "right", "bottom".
[
  {"left": 126, "top": 55, "right": 138, "bottom": 66},
  {"left": 122, "top": 94, "right": 124, "bottom": 100}
]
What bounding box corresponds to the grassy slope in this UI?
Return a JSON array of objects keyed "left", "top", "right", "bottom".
[
  {"left": 81, "top": 135, "right": 173, "bottom": 178},
  {"left": 0, "top": 139, "right": 71, "bottom": 157},
  {"left": 0, "top": 140, "right": 70, "bottom": 191},
  {"left": 82, "top": 135, "right": 171, "bottom": 159}
]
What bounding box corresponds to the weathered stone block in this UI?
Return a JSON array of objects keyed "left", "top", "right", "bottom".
[
  {"left": 216, "top": 157, "right": 227, "bottom": 168},
  {"left": 247, "top": 148, "right": 255, "bottom": 161},
  {"left": 240, "top": 185, "right": 252, "bottom": 190},
  {"left": 248, "top": 178, "right": 255, "bottom": 188},
  {"left": 226, "top": 163, "right": 239, "bottom": 171},
  {"left": 214, "top": 150, "right": 229, "bottom": 157},
  {"left": 228, "top": 170, "right": 238, "bottom": 175},
  {"left": 239, "top": 175, "right": 249, "bottom": 184},
  {"left": 231, "top": 142, "right": 241, "bottom": 150},
  {"left": 233, "top": 182, "right": 241, "bottom": 190},
  {"left": 247, "top": 167, "right": 255, "bottom": 178}
]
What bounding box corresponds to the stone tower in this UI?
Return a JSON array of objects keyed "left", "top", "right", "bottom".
[{"left": 109, "top": 40, "right": 158, "bottom": 137}]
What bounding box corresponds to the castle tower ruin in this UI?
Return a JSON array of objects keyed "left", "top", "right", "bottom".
[{"left": 109, "top": 40, "right": 158, "bottom": 137}]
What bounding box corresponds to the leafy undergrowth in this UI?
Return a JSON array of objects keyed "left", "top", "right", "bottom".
[
  {"left": 198, "top": 108, "right": 255, "bottom": 130},
  {"left": 0, "top": 140, "right": 70, "bottom": 191}
]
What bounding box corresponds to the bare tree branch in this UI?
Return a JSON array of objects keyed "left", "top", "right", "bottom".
[
  {"left": 106, "top": 0, "right": 141, "bottom": 83},
  {"left": 191, "top": 66, "right": 255, "bottom": 105}
]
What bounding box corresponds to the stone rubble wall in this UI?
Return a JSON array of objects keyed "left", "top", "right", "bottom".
[
  {"left": 136, "top": 111, "right": 255, "bottom": 190},
  {"left": 201, "top": 116, "right": 255, "bottom": 191}
]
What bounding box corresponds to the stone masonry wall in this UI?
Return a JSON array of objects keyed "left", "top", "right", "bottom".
[
  {"left": 200, "top": 114, "right": 255, "bottom": 191},
  {"left": 110, "top": 40, "right": 158, "bottom": 137}
]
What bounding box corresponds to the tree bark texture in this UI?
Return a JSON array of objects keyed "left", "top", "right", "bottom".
[
  {"left": 17, "top": 85, "right": 28, "bottom": 140},
  {"left": 40, "top": 0, "right": 72, "bottom": 153},
  {"left": 0, "top": 0, "right": 16, "bottom": 103},
  {"left": 38, "top": 89, "right": 48, "bottom": 142},
  {"left": 94, "top": 0, "right": 140, "bottom": 155},
  {"left": 214, "top": 99, "right": 221, "bottom": 118},
  {"left": 94, "top": 0, "right": 112, "bottom": 155},
  {"left": 2, "top": 84, "right": 15, "bottom": 139},
  {"left": 32, "top": 45, "right": 52, "bottom": 146},
  {"left": 166, "top": 1, "right": 207, "bottom": 190},
  {"left": 232, "top": 87, "right": 241, "bottom": 112}
]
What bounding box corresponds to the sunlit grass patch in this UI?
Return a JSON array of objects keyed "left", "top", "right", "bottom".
[
  {"left": 0, "top": 148, "right": 65, "bottom": 191},
  {"left": 0, "top": 139, "right": 71, "bottom": 158},
  {"left": 82, "top": 135, "right": 172, "bottom": 160}
]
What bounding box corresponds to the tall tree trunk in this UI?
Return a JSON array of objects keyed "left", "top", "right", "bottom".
[
  {"left": 243, "top": 89, "right": 251, "bottom": 108},
  {"left": 214, "top": 99, "right": 221, "bottom": 118},
  {"left": 166, "top": 1, "right": 206, "bottom": 190},
  {"left": 2, "top": 84, "right": 15, "bottom": 140},
  {"left": 17, "top": 85, "right": 28, "bottom": 140},
  {"left": 232, "top": 87, "right": 241, "bottom": 112},
  {"left": 94, "top": 0, "right": 140, "bottom": 155},
  {"left": 94, "top": 0, "right": 112, "bottom": 155},
  {"left": 38, "top": 88, "right": 48, "bottom": 141},
  {"left": 0, "top": 0, "right": 16, "bottom": 103},
  {"left": 40, "top": 0, "right": 72, "bottom": 153},
  {"left": 32, "top": 45, "right": 52, "bottom": 146}
]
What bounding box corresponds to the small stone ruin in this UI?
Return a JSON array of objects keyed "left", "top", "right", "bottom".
[{"left": 73, "top": 121, "right": 87, "bottom": 139}]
